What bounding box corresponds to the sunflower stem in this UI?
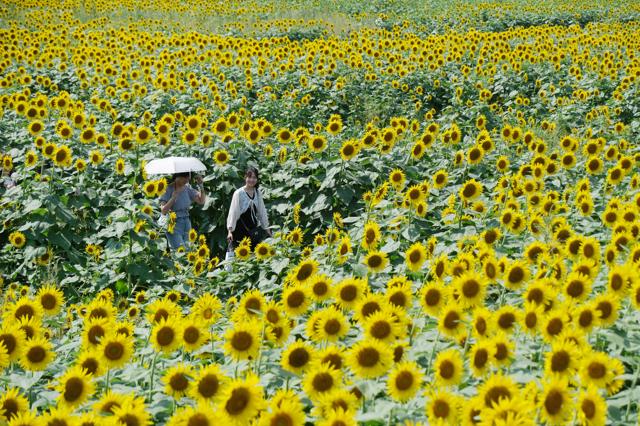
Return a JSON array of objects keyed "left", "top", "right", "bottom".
[
  {"left": 147, "top": 352, "right": 159, "bottom": 403},
  {"left": 105, "top": 368, "right": 111, "bottom": 393},
  {"left": 624, "top": 361, "right": 640, "bottom": 422},
  {"left": 426, "top": 329, "right": 440, "bottom": 371}
]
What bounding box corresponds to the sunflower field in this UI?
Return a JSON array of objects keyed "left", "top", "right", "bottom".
[{"left": 2, "top": 0, "right": 640, "bottom": 424}]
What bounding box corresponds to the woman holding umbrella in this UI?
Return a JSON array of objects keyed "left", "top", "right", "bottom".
[{"left": 159, "top": 172, "right": 206, "bottom": 250}]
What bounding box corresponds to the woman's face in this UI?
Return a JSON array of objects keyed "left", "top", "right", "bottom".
[
  {"left": 245, "top": 171, "right": 258, "bottom": 188},
  {"left": 176, "top": 174, "right": 190, "bottom": 185}
]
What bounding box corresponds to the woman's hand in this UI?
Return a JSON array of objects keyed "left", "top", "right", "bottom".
[{"left": 227, "top": 230, "right": 233, "bottom": 242}]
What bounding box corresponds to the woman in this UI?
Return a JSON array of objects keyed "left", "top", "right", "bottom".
[
  {"left": 227, "top": 167, "right": 272, "bottom": 248},
  {"left": 159, "top": 172, "right": 206, "bottom": 250}
]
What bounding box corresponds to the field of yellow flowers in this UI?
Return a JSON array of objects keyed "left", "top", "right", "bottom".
[{"left": 1, "top": 0, "right": 640, "bottom": 424}]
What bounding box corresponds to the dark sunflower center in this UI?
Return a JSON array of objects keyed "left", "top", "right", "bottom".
[
  {"left": 312, "top": 372, "right": 334, "bottom": 392},
  {"left": 544, "top": 390, "right": 563, "bottom": 415},
  {"left": 225, "top": 387, "right": 250, "bottom": 415},
  {"left": 231, "top": 331, "right": 253, "bottom": 351},
  {"left": 288, "top": 348, "right": 309, "bottom": 368},
  {"left": 395, "top": 371, "right": 414, "bottom": 390},
  {"left": 104, "top": 341, "right": 125, "bottom": 361},
  {"left": 357, "top": 347, "right": 380, "bottom": 367}
]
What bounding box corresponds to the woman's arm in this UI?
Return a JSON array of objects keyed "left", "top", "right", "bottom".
[
  {"left": 194, "top": 175, "right": 206, "bottom": 205},
  {"left": 257, "top": 189, "right": 272, "bottom": 236},
  {"left": 160, "top": 186, "right": 178, "bottom": 215},
  {"left": 227, "top": 190, "right": 241, "bottom": 232}
]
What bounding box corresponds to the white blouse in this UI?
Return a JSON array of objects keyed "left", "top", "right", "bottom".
[{"left": 227, "top": 186, "right": 269, "bottom": 231}]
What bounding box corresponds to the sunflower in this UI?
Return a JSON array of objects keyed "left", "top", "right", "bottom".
[
  {"left": 281, "top": 340, "right": 316, "bottom": 375},
  {"left": 433, "top": 348, "right": 463, "bottom": 387},
  {"left": 541, "top": 310, "right": 569, "bottom": 343},
  {"left": 478, "top": 373, "right": 520, "bottom": 409},
  {"left": 438, "top": 303, "right": 467, "bottom": 341},
  {"left": 56, "top": 366, "right": 94, "bottom": 408},
  {"left": 276, "top": 128, "right": 292, "bottom": 144},
  {"left": 33, "top": 284, "right": 63, "bottom": 317},
  {"left": 282, "top": 284, "right": 311, "bottom": 317},
  {"left": 469, "top": 340, "right": 493, "bottom": 378},
  {"left": 339, "top": 140, "right": 359, "bottom": 161},
  {"left": 579, "top": 351, "right": 623, "bottom": 392},
  {"left": 98, "top": 331, "right": 133, "bottom": 370},
  {"left": 384, "top": 361, "right": 423, "bottom": 403},
  {"left": 459, "top": 178, "right": 483, "bottom": 201},
  {"left": 8, "top": 231, "right": 26, "bottom": 249},
  {"left": 151, "top": 316, "right": 182, "bottom": 354},
  {"left": 346, "top": 338, "right": 393, "bottom": 379},
  {"left": 410, "top": 141, "right": 426, "bottom": 160},
  {"left": 316, "top": 408, "right": 358, "bottom": 426},
  {"left": 503, "top": 260, "right": 530, "bottom": 290},
  {"left": 191, "top": 292, "right": 222, "bottom": 325},
  {"left": 307, "top": 306, "right": 349, "bottom": 343},
  {"left": 212, "top": 149, "right": 231, "bottom": 166},
  {"left": 419, "top": 281, "right": 448, "bottom": 317},
  {"left": 19, "top": 335, "right": 53, "bottom": 371},
  {"left": 362, "top": 310, "right": 402, "bottom": 344},
  {"left": 577, "top": 385, "right": 606, "bottom": 426},
  {"left": 190, "top": 363, "right": 227, "bottom": 403},
  {"left": 111, "top": 397, "right": 151, "bottom": 426},
  {"left": 308, "top": 274, "right": 333, "bottom": 302},
  {"left": 217, "top": 374, "right": 265, "bottom": 425},
  {"left": 452, "top": 271, "right": 487, "bottom": 309},
  {"left": 254, "top": 242, "right": 272, "bottom": 260},
  {"left": 167, "top": 404, "right": 217, "bottom": 426},
  {"left": 162, "top": 363, "right": 194, "bottom": 399},
  {"left": 404, "top": 185, "right": 426, "bottom": 206},
  {"left": 385, "top": 282, "right": 413, "bottom": 309},
  {"left": 288, "top": 258, "right": 318, "bottom": 285},
  {"left": 302, "top": 362, "right": 342, "bottom": 401},
  {"left": 75, "top": 349, "right": 104, "bottom": 377},
  {"left": 41, "top": 405, "right": 75, "bottom": 426},
  {"left": 180, "top": 317, "right": 208, "bottom": 352},
  {"left": 313, "top": 388, "right": 358, "bottom": 418},
  {"left": 89, "top": 150, "right": 103, "bottom": 165},
  {"left": 287, "top": 227, "right": 304, "bottom": 245},
  {"left": 24, "top": 150, "right": 38, "bottom": 168},
  {"left": 308, "top": 135, "right": 327, "bottom": 153},
  {"left": 593, "top": 292, "right": 619, "bottom": 327},
  {"left": 333, "top": 277, "right": 367, "bottom": 310},
  {"left": 223, "top": 320, "right": 262, "bottom": 361},
  {"left": 363, "top": 250, "right": 388, "bottom": 273},
  {"left": 236, "top": 289, "right": 266, "bottom": 318},
  {"left": 361, "top": 221, "right": 381, "bottom": 250},
  {"left": 53, "top": 145, "right": 73, "bottom": 168},
  {"left": 1, "top": 388, "right": 29, "bottom": 423},
  {"left": 5, "top": 296, "right": 42, "bottom": 323},
  {"left": 494, "top": 305, "right": 520, "bottom": 334},
  {"left": 0, "top": 323, "right": 26, "bottom": 363},
  {"left": 538, "top": 378, "right": 573, "bottom": 425},
  {"left": 145, "top": 298, "right": 181, "bottom": 325},
  {"left": 388, "top": 168, "right": 406, "bottom": 190},
  {"left": 336, "top": 235, "right": 352, "bottom": 262},
  {"left": 425, "top": 388, "right": 461, "bottom": 424},
  {"left": 490, "top": 331, "right": 515, "bottom": 367},
  {"left": 432, "top": 169, "right": 448, "bottom": 189},
  {"left": 403, "top": 242, "right": 427, "bottom": 273}
]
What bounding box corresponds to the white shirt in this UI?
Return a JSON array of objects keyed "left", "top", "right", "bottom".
[{"left": 227, "top": 186, "right": 269, "bottom": 231}]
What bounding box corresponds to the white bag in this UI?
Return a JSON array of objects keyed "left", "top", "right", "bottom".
[
  {"left": 224, "top": 244, "right": 235, "bottom": 271},
  {"left": 157, "top": 213, "right": 169, "bottom": 229}
]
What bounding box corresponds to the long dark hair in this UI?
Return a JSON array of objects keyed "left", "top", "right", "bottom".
[
  {"left": 245, "top": 166, "right": 260, "bottom": 188},
  {"left": 171, "top": 172, "right": 190, "bottom": 183}
]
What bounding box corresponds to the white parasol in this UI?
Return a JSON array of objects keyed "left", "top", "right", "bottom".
[{"left": 144, "top": 157, "right": 207, "bottom": 175}]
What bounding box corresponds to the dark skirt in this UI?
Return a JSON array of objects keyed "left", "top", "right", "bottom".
[{"left": 232, "top": 205, "right": 263, "bottom": 248}]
